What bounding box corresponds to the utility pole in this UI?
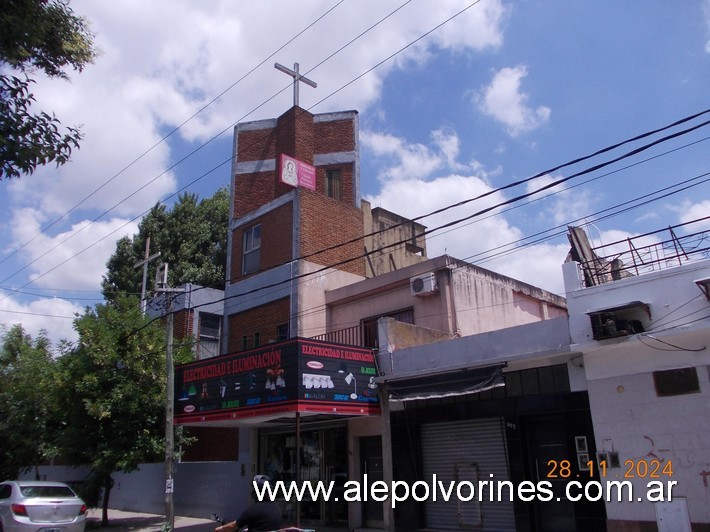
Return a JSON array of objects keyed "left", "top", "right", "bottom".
[
  {"left": 133, "top": 237, "right": 160, "bottom": 314},
  {"left": 154, "top": 263, "right": 184, "bottom": 532}
]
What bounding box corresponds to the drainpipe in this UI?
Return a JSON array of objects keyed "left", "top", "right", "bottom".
[
  {"left": 443, "top": 257, "right": 460, "bottom": 336},
  {"left": 379, "top": 384, "right": 394, "bottom": 532}
]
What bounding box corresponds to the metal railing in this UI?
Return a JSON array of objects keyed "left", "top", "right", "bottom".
[
  {"left": 579, "top": 216, "right": 710, "bottom": 286},
  {"left": 310, "top": 323, "right": 378, "bottom": 349}
]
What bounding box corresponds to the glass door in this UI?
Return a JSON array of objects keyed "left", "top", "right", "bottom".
[{"left": 261, "top": 424, "right": 348, "bottom": 528}]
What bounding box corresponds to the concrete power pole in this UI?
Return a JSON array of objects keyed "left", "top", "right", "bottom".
[{"left": 154, "top": 263, "right": 184, "bottom": 532}]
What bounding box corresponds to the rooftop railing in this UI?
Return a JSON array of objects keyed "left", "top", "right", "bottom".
[{"left": 579, "top": 216, "right": 710, "bottom": 286}]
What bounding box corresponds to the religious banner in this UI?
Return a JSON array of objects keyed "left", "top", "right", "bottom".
[
  {"left": 279, "top": 154, "right": 316, "bottom": 191},
  {"left": 173, "top": 338, "right": 379, "bottom": 424}
]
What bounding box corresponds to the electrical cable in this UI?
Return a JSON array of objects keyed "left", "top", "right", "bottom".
[
  {"left": 184, "top": 116, "right": 710, "bottom": 314},
  {"left": 0, "top": 0, "right": 416, "bottom": 288},
  {"left": 3, "top": 28, "right": 709, "bottom": 330},
  {"left": 0, "top": 0, "right": 348, "bottom": 270}
]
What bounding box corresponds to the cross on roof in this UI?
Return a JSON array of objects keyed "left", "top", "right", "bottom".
[{"left": 274, "top": 62, "right": 317, "bottom": 107}]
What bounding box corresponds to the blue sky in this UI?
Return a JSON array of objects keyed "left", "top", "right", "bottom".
[{"left": 1, "top": 0, "right": 708, "bottom": 345}]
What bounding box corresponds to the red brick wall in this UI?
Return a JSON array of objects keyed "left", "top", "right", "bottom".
[
  {"left": 234, "top": 171, "right": 275, "bottom": 218},
  {"left": 235, "top": 108, "right": 321, "bottom": 217},
  {"left": 314, "top": 118, "right": 355, "bottom": 154},
  {"left": 236, "top": 128, "right": 277, "bottom": 162},
  {"left": 299, "top": 190, "right": 365, "bottom": 276},
  {"left": 230, "top": 202, "right": 293, "bottom": 282},
  {"left": 231, "top": 109, "right": 363, "bottom": 279},
  {"left": 181, "top": 427, "right": 239, "bottom": 462},
  {"left": 227, "top": 297, "right": 290, "bottom": 353}
]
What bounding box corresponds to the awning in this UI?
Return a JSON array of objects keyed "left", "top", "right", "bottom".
[{"left": 383, "top": 364, "right": 505, "bottom": 402}]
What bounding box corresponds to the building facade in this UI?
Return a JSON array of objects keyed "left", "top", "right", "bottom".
[{"left": 563, "top": 222, "right": 710, "bottom": 531}]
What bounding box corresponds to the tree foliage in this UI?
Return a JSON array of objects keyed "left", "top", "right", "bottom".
[
  {"left": 52, "top": 296, "right": 193, "bottom": 524},
  {"left": 0, "top": 325, "right": 58, "bottom": 480},
  {"left": 0, "top": 0, "right": 97, "bottom": 179},
  {"left": 1, "top": 75, "right": 82, "bottom": 178},
  {"left": 102, "top": 188, "right": 230, "bottom": 302}
]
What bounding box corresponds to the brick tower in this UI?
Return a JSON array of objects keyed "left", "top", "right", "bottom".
[{"left": 223, "top": 106, "right": 365, "bottom": 353}]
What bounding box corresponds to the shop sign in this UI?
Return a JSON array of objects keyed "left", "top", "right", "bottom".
[{"left": 173, "top": 338, "right": 379, "bottom": 424}]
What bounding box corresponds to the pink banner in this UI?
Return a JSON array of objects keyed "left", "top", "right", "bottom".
[{"left": 280, "top": 154, "right": 316, "bottom": 190}]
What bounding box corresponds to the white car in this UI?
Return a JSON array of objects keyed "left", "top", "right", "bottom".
[{"left": 0, "top": 481, "right": 87, "bottom": 532}]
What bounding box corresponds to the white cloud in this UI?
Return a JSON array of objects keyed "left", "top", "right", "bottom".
[
  {"left": 704, "top": 0, "right": 710, "bottom": 53},
  {"left": 362, "top": 130, "right": 451, "bottom": 181},
  {"left": 366, "top": 172, "right": 569, "bottom": 294},
  {"left": 525, "top": 174, "right": 594, "bottom": 226},
  {"left": 363, "top": 129, "right": 571, "bottom": 294},
  {"left": 0, "top": 298, "right": 81, "bottom": 348},
  {"left": 0, "top": 0, "right": 508, "bottom": 341},
  {"left": 9, "top": 209, "right": 138, "bottom": 292},
  {"left": 477, "top": 65, "right": 551, "bottom": 137},
  {"left": 678, "top": 200, "right": 710, "bottom": 230}
]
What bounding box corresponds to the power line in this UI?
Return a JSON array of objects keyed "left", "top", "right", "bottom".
[
  {"left": 0, "top": 0, "right": 488, "bottom": 296},
  {"left": 187, "top": 115, "right": 710, "bottom": 314},
  {"left": 0, "top": 0, "right": 348, "bottom": 271},
  {"left": 0, "top": 0, "right": 422, "bottom": 291}
]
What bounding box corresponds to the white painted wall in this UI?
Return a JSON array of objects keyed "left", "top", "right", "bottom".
[{"left": 564, "top": 259, "right": 710, "bottom": 526}]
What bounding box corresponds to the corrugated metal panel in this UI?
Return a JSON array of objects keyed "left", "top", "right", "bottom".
[{"left": 421, "top": 418, "right": 515, "bottom": 531}]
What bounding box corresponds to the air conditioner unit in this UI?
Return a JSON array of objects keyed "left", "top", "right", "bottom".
[{"left": 410, "top": 273, "right": 438, "bottom": 296}]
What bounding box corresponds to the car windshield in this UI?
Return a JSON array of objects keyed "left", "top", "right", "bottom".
[{"left": 19, "top": 486, "right": 76, "bottom": 498}]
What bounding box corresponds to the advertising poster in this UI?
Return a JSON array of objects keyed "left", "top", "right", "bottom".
[{"left": 174, "top": 338, "right": 379, "bottom": 424}]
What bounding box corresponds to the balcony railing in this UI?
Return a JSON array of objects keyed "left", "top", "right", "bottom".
[
  {"left": 310, "top": 323, "right": 378, "bottom": 349},
  {"left": 579, "top": 216, "right": 710, "bottom": 287}
]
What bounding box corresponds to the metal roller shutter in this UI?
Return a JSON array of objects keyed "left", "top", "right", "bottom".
[{"left": 420, "top": 418, "right": 515, "bottom": 531}]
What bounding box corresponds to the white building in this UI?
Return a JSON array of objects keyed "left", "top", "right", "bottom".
[{"left": 563, "top": 221, "right": 710, "bottom": 531}]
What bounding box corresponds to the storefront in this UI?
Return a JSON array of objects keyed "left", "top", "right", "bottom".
[
  {"left": 383, "top": 363, "right": 607, "bottom": 531},
  {"left": 173, "top": 338, "right": 380, "bottom": 529},
  {"left": 259, "top": 422, "right": 349, "bottom": 527}
]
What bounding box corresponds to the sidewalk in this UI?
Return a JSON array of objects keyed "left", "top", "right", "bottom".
[{"left": 86, "top": 509, "right": 217, "bottom": 532}]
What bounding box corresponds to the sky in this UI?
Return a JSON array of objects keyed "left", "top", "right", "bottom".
[{"left": 1, "top": 0, "right": 709, "bottom": 346}]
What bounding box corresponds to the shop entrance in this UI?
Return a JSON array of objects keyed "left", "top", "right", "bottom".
[
  {"left": 523, "top": 413, "right": 606, "bottom": 531},
  {"left": 260, "top": 423, "right": 348, "bottom": 527}
]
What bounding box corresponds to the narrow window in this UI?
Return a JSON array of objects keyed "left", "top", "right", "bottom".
[
  {"left": 326, "top": 169, "right": 342, "bottom": 200},
  {"left": 198, "top": 313, "right": 221, "bottom": 358},
  {"left": 241, "top": 335, "right": 249, "bottom": 350},
  {"left": 254, "top": 332, "right": 260, "bottom": 347},
  {"left": 276, "top": 324, "right": 289, "bottom": 341},
  {"left": 242, "top": 224, "right": 261, "bottom": 275}
]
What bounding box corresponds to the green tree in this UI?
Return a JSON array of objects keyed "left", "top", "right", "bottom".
[
  {"left": 1, "top": 0, "right": 97, "bottom": 179},
  {"left": 102, "top": 188, "right": 229, "bottom": 303},
  {"left": 53, "top": 296, "right": 192, "bottom": 525},
  {"left": 0, "top": 325, "right": 58, "bottom": 480}
]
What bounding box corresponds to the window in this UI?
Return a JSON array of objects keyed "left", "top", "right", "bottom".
[
  {"left": 325, "top": 169, "right": 342, "bottom": 200},
  {"left": 198, "top": 313, "right": 220, "bottom": 358},
  {"left": 241, "top": 335, "right": 249, "bottom": 350},
  {"left": 653, "top": 367, "right": 700, "bottom": 397},
  {"left": 588, "top": 301, "right": 649, "bottom": 340},
  {"left": 277, "top": 324, "right": 289, "bottom": 341},
  {"left": 242, "top": 224, "right": 261, "bottom": 275},
  {"left": 254, "top": 332, "right": 260, "bottom": 347},
  {"left": 199, "top": 313, "right": 220, "bottom": 338}
]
